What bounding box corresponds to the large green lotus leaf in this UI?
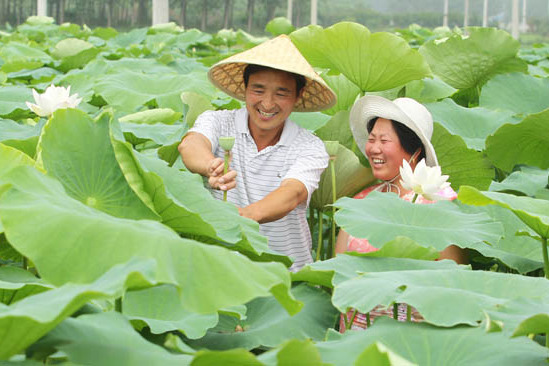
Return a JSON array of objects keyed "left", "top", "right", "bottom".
[
  {"left": 51, "top": 38, "right": 100, "bottom": 72},
  {"left": 315, "top": 318, "right": 548, "bottom": 366},
  {"left": 291, "top": 22, "right": 431, "bottom": 92},
  {"left": 0, "top": 167, "right": 299, "bottom": 315},
  {"left": 38, "top": 109, "right": 159, "bottom": 220},
  {"left": 321, "top": 73, "right": 361, "bottom": 116},
  {"left": 265, "top": 17, "right": 295, "bottom": 36},
  {"left": 120, "top": 122, "right": 187, "bottom": 147},
  {"left": 289, "top": 25, "right": 332, "bottom": 69},
  {"left": 0, "top": 258, "right": 158, "bottom": 360},
  {"left": 314, "top": 111, "right": 354, "bottom": 151},
  {"left": 289, "top": 111, "right": 331, "bottom": 131},
  {"left": 180, "top": 92, "right": 214, "bottom": 128},
  {"left": 36, "top": 312, "right": 192, "bottom": 366},
  {"left": 0, "top": 143, "right": 36, "bottom": 177},
  {"left": 0, "top": 119, "right": 43, "bottom": 158},
  {"left": 185, "top": 284, "right": 338, "bottom": 351},
  {"left": 292, "top": 255, "right": 461, "bottom": 288},
  {"left": 431, "top": 123, "right": 494, "bottom": 190},
  {"left": 110, "top": 123, "right": 287, "bottom": 265},
  {"left": 334, "top": 191, "right": 502, "bottom": 251},
  {"left": 0, "top": 86, "right": 33, "bottom": 117},
  {"left": 479, "top": 73, "right": 549, "bottom": 115},
  {"left": 354, "top": 342, "right": 416, "bottom": 366},
  {"left": 490, "top": 166, "right": 549, "bottom": 197},
  {"left": 419, "top": 27, "right": 527, "bottom": 90},
  {"left": 7, "top": 67, "right": 61, "bottom": 83},
  {"left": 486, "top": 109, "right": 549, "bottom": 171},
  {"left": 333, "top": 269, "right": 549, "bottom": 327},
  {"left": 426, "top": 98, "right": 516, "bottom": 150},
  {"left": 459, "top": 204, "right": 543, "bottom": 274},
  {"left": 310, "top": 143, "right": 374, "bottom": 210},
  {"left": 107, "top": 28, "right": 148, "bottom": 49},
  {"left": 119, "top": 108, "right": 182, "bottom": 125},
  {"left": 0, "top": 42, "right": 51, "bottom": 72},
  {"left": 257, "top": 339, "right": 326, "bottom": 366},
  {"left": 484, "top": 297, "right": 549, "bottom": 337},
  {"left": 123, "top": 284, "right": 218, "bottom": 339},
  {"left": 0, "top": 266, "right": 52, "bottom": 305},
  {"left": 458, "top": 186, "right": 549, "bottom": 239},
  {"left": 94, "top": 69, "right": 216, "bottom": 112},
  {"left": 404, "top": 77, "right": 456, "bottom": 103},
  {"left": 190, "top": 349, "right": 262, "bottom": 366}
]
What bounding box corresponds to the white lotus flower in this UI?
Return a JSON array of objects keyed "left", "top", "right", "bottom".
[
  {"left": 400, "top": 159, "right": 451, "bottom": 201},
  {"left": 26, "top": 84, "right": 82, "bottom": 117}
]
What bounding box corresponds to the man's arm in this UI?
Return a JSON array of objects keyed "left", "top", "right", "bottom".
[
  {"left": 178, "top": 132, "right": 236, "bottom": 191},
  {"left": 238, "top": 178, "right": 308, "bottom": 223}
]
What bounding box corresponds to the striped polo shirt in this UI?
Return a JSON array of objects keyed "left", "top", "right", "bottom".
[{"left": 189, "top": 108, "right": 328, "bottom": 270}]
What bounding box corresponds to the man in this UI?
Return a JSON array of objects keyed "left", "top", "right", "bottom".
[{"left": 178, "top": 35, "right": 336, "bottom": 270}]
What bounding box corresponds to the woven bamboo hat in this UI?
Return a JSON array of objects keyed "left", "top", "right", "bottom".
[{"left": 208, "top": 35, "right": 336, "bottom": 112}]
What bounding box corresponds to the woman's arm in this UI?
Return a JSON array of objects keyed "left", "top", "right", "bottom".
[{"left": 335, "top": 230, "right": 350, "bottom": 254}]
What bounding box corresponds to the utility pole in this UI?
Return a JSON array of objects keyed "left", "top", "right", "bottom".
[
  {"left": 443, "top": 0, "right": 449, "bottom": 27},
  {"left": 287, "top": 0, "right": 293, "bottom": 24},
  {"left": 464, "top": 0, "right": 469, "bottom": 27},
  {"left": 152, "top": 0, "right": 169, "bottom": 25},
  {"left": 37, "top": 0, "right": 47, "bottom": 16},
  {"left": 311, "top": 0, "right": 317, "bottom": 25},
  {"left": 483, "top": 0, "right": 489, "bottom": 27},
  {"left": 520, "top": 0, "right": 528, "bottom": 32},
  {"left": 512, "top": 0, "right": 520, "bottom": 39}
]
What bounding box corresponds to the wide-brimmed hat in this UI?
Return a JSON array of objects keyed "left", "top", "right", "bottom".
[
  {"left": 208, "top": 35, "right": 336, "bottom": 112},
  {"left": 350, "top": 95, "right": 438, "bottom": 167}
]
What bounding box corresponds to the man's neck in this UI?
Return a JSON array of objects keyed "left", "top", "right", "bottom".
[{"left": 248, "top": 121, "right": 285, "bottom": 152}]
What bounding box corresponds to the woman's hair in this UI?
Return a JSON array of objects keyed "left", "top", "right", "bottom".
[
  {"left": 367, "top": 117, "right": 426, "bottom": 162},
  {"left": 243, "top": 64, "right": 306, "bottom": 96}
]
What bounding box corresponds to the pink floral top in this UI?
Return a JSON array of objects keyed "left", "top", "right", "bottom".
[{"left": 347, "top": 184, "right": 457, "bottom": 253}]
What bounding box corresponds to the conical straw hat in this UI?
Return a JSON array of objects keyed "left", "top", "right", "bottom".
[{"left": 208, "top": 35, "right": 336, "bottom": 112}]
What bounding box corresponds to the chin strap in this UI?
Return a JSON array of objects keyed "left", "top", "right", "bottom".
[{"left": 374, "top": 149, "right": 421, "bottom": 196}]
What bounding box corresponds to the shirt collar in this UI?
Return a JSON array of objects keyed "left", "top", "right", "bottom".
[{"left": 235, "top": 108, "right": 299, "bottom": 147}]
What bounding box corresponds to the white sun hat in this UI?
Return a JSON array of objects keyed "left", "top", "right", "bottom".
[
  {"left": 350, "top": 95, "right": 439, "bottom": 167},
  {"left": 208, "top": 34, "right": 336, "bottom": 112}
]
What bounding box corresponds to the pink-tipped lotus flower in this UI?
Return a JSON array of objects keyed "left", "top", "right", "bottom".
[
  {"left": 26, "top": 84, "right": 82, "bottom": 117},
  {"left": 400, "top": 159, "right": 451, "bottom": 201}
]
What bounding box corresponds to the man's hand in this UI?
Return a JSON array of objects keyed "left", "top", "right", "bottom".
[{"left": 207, "top": 157, "right": 237, "bottom": 192}]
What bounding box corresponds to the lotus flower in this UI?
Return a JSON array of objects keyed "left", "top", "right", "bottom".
[
  {"left": 399, "top": 159, "right": 451, "bottom": 201},
  {"left": 26, "top": 84, "right": 82, "bottom": 117}
]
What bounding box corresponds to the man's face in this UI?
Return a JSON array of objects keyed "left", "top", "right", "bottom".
[{"left": 245, "top": 69, "right": 300, "bottom": 136}]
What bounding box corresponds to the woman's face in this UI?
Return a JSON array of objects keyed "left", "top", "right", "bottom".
[{"left": 365, "top": 118, "right": 412, "bottom": 181}]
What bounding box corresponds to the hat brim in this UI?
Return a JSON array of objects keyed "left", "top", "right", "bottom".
[
  {"left": 207, "top": 35, "right": 336, "bottom": 112},
  {"left": 350, "top": 95, "right": 438, "bottom": 167}
]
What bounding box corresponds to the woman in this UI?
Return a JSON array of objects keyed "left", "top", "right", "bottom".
[{"left": 336, "top": 95, "right": 467, "bottom": 331}]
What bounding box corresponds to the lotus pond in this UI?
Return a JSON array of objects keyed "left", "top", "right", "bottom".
[{"left": 0, "top": 16, "right": 549, "bottom": 365}]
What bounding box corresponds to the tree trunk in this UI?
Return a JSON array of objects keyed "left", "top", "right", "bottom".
[
  {"left": 180, "top": 0, "right": 187, "bottom": 28},
  {"left": 310, "top": 0, "right": 317, "bottom": 25},
  {"left": 512, "top": 0, "right": 519, "bottom": 38},
  {"left": 442, "top": 0, "right": 448, "bottom": 27},
  {"left": 201, "top": 0, "right": 208, "bottom": 30},
  {"left": 37, "top": 0, "right": 47, "bottom": 16},
  {"left": 152, "top": 0, "right": 169, "bottom": 25},
  {"left": 223, "top": 0, "right": 232, "bottom": 29},
  {"left": 521, "top": 0, "right": 528, "bottom": 31},
  {"left": 266, "top": 0, "right": 276, "bottom": 25},
  {"left": 463, "top": 0, "right": 469, "bottom": 27},
  {"left": 482, "top": 0, "right": 488, "bottom": 27},
  {"left": 138, "top": 0, "right": 148, "bottom": 26},
  {"left": 59, "top": 0, "right": 64, "bottom": 23},
  {"left": 106, "top": 1, "right": 112, "bottom": 28},
  {"left": 247, "top": 0, "right": 255, "bottom": 32},
  {"left": 287, "top": 0, "right": 293, "bottom": 23}
]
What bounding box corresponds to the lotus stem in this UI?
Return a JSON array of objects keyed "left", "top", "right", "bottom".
[
  {"left": 330, "top": 157, "right": 337, "bottom": 259},
  {"left": 366, "top": 312, "right": 371, "bottom": 327},
  {"left": 223, "top": 151, "right": 229, "bottom": 201},
  {"left": 308, "top": 206, "right": 315, "bottom": 242},
  {"left": 393, "top": 303, "right": 399, "bottom": 320},
  {"left": 542, "top": 237, "right": 549, "bottom": 280},
  {"left": 407, "top": 305, "right": 411, "bottom": 322},
  {"left": 316, "top": 209, "right": 323, "bottom": 261},
  {"left": 22, "top": 256, "right": 28, "bottom": 271},
  {"left": 344, "top": 309, "right": 358, "bottom": 331},
  {"left": 115, "top": 297, "right": 122, "bottom": 312},
  {"left": 411, "top": 193, "right": 418, "bottom": 204}
]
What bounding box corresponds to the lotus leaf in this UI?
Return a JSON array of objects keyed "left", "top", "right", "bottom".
[
  {"left": 404, "top": 77, "right": 456, "bottom": 103},
  {"left": 288, "top": 111, "right": 331, "bottom": 131},
  {"left": 257, "top": 339, "right": 325, "bottom": 366},
  {"left": 119, "top": 108, "right": 182, "bottom": 125},
  {"left": 335, "top": 191, "right": 502, "bottom": 251},
  {"left": 0, "top": 86, "right": 33, "bottom": 117},
  {"left": 419, "top": 27, "right": 527, "bottom": 90},
  {"left": 490, "top": 166, "right": 549, "bottom": 197},
  {"left": 0, "top": 258, "right": 158, "bottom": 360},
  {"left": 480, "top": 72, "right": 549, "bottom": 115},
  {"left": 291, "top": 22, "right": 431, "bottom": 92},
  {"left": 191, "top": 349, "right": 261, "bottom": 366},
  {"left": 0, "top": 43, "right": 51, "bottom": 73},
  {"left": 486, "top": 109, "right": 549, "bottom": 171},
  {"left": 0, "top": 266, "right": 52, "bottom": 305},
  {"left": 321, "top": 73, "right": 361, "bottom": 116},
  {"left": 265, "top": 17, "right": 295, "bottom": 36},
  {"left": 180, "top": 92, "right": 214, "bottom": 128},
  {"left": 0, "top": 167, "right": 300, "bottom": 314},
  {"left": 426, "top": 98, "right": 516, "bottom": 150}
]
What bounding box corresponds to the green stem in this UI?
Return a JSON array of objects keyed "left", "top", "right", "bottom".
[
  {"left": 407, "top": 305, "right": 411, "bottom": 322},
  {"left": 330, "top": 158, "right": 337, "bottom": 259},
  {"left": 411, "top": 193, "right": 418, "bottom": 203},
  {"left": 542, "top": 237, "right": 549, "bottom": 280},
  {"left": 223, "top": 151, "right": 229, "bottom": 201},
  {"left": 22, "top": 256, "right": 28, "bottom": 271},
  {"left": 308, "top": 206, "right": 315, "bottom": 242},
  {"left": 315, "top": 209, "right": 323, "bottom": 262},
  {"left": 115, "top": 297, "right": 122, "bottom": 313},
  {"left": 393, "top": 303, "right": 399, "bottom": 320},
  {"left": 546, "top": 333, "right": 549, "bottom": 348},
  {"left": 366, "top": 312, "right": 371, "bottom": 327},
  {"left": 344, "top": 309, "right": 358, "bottom": 330}
]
